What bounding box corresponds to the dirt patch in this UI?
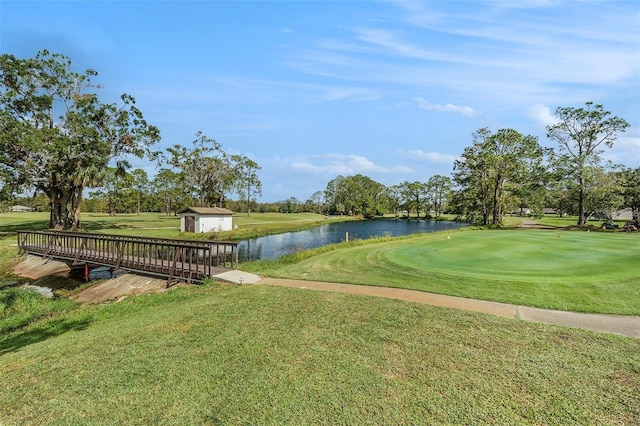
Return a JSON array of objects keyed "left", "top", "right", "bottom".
[
  {"left": 12, "top": 255, "right": 170, "bottom": 304},
  {"left": 517, "top": 220, "right": 558, "bottom": 229},
  {"left": 13, "top": 255, "right": 71, "bottom": 280},
  {"left": 519, "top": 220, "right": 539, "bottom": 228},
  {"left": 72, "top": 274, "right": 169, "bottom": 304}
]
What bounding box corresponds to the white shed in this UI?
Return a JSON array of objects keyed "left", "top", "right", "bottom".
[
  {"left": 10, "top": 205, "right": 33, "bottom": 212},
  {"left": 180, "top": 207, "right": 234, "bottom": 233}
]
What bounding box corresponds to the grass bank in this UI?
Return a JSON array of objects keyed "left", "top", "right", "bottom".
[
  {"left": 244, "top": 228, "right": 640, "bottom": 315},
  {"left": 1, "top": 283, "right": 638, "bottom": 425}
]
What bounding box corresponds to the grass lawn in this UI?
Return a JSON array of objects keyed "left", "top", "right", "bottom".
[
  {"left": 502, "top": 214, "right": 628, "bottom": 229},
  {"left": 0, "top": 211, "right": 339, "bottom": 246},
  {"left": 1, "top": 214, "right": 639, "bottom": 423},
  {"left": 1, "top": 283, "right": 638, "bottom": 425},
  {"left": 246, "top": 228, "right": 640, "bottom": 315}
]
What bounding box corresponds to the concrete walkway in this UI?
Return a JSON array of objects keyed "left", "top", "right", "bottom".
[
  {"left": 254, "top": 277, "right": 640, "bottom": 339},
  {"left": 213, "top": 270, "right": 262, "bottom": 284}
]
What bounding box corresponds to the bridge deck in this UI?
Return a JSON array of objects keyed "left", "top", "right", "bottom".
[{"left": 17, "top": 230, "right": 239, "bottom": 285}]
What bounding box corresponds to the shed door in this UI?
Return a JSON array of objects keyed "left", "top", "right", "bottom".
[{"left": 185, "top": 215, "right": 195, "bottom": 232}]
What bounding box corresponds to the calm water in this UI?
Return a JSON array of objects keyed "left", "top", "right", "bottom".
[{"left": 237, "top": 219, "right": 467, "bottom": 261}]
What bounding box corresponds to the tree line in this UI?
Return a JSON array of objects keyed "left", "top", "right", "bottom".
[{"left": 1, "top": 51, "right": 638, "bottom": 227}]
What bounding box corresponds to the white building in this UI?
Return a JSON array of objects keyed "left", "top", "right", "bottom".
[
  {"left": 611, "top": 208, "right": 633, "bottom": 221},
  {"left": 179, "top": 207, "right": 234, "bottom": 233},
  {"left": 10, "top": 205, "right": 33, "bottom": 212}
]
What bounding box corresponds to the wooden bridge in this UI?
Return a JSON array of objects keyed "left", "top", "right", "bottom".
[{"left": 17, "top": 230, "right": 239, "bottom": 286}]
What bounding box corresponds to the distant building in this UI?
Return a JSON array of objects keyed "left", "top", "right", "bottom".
[
  {"left": 611, "top": 209, "right": 633, "bottom": 220},
  {"left": 511, "top": 208, "right": 532, "bottom": 216},
  {"left": 10, "top": 205, "right": 33, "bottom": 212},
  {"left": 179, "top": 207, "right": 234, "bottom": 233}
]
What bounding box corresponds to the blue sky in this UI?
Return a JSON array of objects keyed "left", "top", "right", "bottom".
[{"left": 2, "top": 0, "right": 639, "bottom": 202}]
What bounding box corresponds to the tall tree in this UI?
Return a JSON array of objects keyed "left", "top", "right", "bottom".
[
  {"left": 453, "top": 128, "right": 545, "bottom": 225},
  {"left": 129, "top": 168, "right": 149, "bottom": 216},
  {"left": 486, "top": 129, "right": 544, "bottom": 224},
  {"left": 90, "top": 167, "right": 128, "bottom": 216},
  {"left": 280, "top": 197, "right": 300, "bottom": 214},
  {"left": 0, "top": 50, "right": 160, "bottom": 229},
  {"left": 164, "top": 132, "right": 248, "bottom": 208},
  {"left": 453, "top": 128, "right": 493, "bottom": 225},
  {"left": 324, "top": 174, "right": 386, "bottom": 217},
  {"left": 582, "top": 167, "right": 624, "bottom": 221},
  {"left": 348, "top": 174, "right": 387, "bottom": 217},
  {"left": 387, "top": 184, "right": 403, "bottom": 218},
  {"left": 166, "top": 132, "right": 228, "bottom": 207},
  {"left": 231, "top": 155, "right": 262, "bottom": 216},
  {"left": 510, "top": 148, "right": 550, "bottom": 218},
  {"left": 621, "top": 167, "right": 640, "bottom": 222},
  {"left": 324, "top": 175, "right": 348, "bottom": 215},
  {"left": 400, "top": 181, "right": 428, "bottom": 218},
  {"left": 425, "top": 175, "right": 452, "bottom": 219},
  {"left": 309, "top": 191, "right": 325, "bottom": 214},
  {"left": 152, "top": 168, "right": 186, "bottom": 215},
  {"left": 546, "top": 102, "right": 629, "bottom": 226}
]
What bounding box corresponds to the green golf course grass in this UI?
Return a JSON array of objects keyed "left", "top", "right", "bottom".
[
  {"left": 388, "top": 230, "right": 636, "bottom": 283},
  {"left": 1, "top": 284, "right": 638, "bottom": 425},
  {"left": 1, "top": 215, "right": 638, "bottom": 424},
  {"left": 249, "top": 229, "right": 640, "bottom": 314}
]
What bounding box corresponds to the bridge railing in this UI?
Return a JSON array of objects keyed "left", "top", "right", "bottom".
[{"left": 17, "top": 230, "right": 238, "bottom": 284}]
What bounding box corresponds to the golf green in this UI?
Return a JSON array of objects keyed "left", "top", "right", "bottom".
[{"left": 385, "top": 230, "right": 639, "bottom": 284}]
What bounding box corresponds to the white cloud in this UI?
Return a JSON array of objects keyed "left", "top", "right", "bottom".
[
  {"left": 401, "top": 149, "right": 459, "bottom": 164},
  {"left": 526, "top": 104, "right": 561, "bottom": 128},
  {"left": 290, "top": 154, "right": 413, "bottom": 175},
  {"left": 492, "top": 0, "right": 555, "bottom": 10},
  {"left": 603, "top": 135, "right": 640, "bottom": 167},
  {"left": 355, "top": 28, "right": 451, "bottom": 62},
  {"left": 319, "top": 87, "right": 379, "bottom": 102},
  {"left": 287, "top": 1, "right": 639, "bottom": 112},
  {"left": 616, "top": 135, "right": 640, "bottom": 151},
  {"left": 413, "top": 97, "right": 477, "bottom": 118}
]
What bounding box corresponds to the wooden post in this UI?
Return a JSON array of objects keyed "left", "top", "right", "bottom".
[{"left": 114, "top": 241, "right": 127, "bottom": 270}]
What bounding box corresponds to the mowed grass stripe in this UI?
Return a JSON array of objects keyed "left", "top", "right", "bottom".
[{"left": 256, "top": 229, "right": 640, "bottom": 314}]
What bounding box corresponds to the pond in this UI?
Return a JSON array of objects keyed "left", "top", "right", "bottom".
[{"left": 237, "top": 219, "right": 467, "bottom": 261}]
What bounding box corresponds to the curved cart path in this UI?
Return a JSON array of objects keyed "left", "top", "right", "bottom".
[{"left": 257, "top": 277, "right": 640, "bottom": 339}]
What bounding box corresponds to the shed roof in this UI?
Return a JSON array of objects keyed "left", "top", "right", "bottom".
[{"left": 179, "top": 207, "right": 234, "bottom": 215}]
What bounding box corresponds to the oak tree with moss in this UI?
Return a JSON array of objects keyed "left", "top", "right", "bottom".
[{"left": 0, "top": 50, "right": 160, "bottom": 229}]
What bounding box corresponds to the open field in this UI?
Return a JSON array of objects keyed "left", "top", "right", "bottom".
[
  {"left": 245, "top": 228, "right": 640, "bottom": 315},
  {"left": 1, "top": 283, "right": 638, "bottom": 425},
  {"left": 0, "top": 211, "right": 339, "bottom": 246}
]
